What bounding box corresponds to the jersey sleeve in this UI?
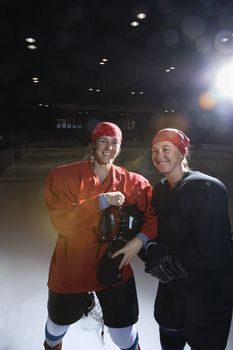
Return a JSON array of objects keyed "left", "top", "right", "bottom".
[
  {"left": 177, "top": 179, "right": 231, "bottom": 269},
  {"left": 128, "top": 175, "right": 158, "bottom": 240},
  {"left": 44, "top": 168, "right": 100, "bottom": 236}
]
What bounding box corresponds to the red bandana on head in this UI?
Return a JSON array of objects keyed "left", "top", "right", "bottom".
[
  {"left": 91, "top": 122, "right": 122, "bottom": 143},
  {"left": 152, "top": 128, "right": 190, "bottom": 155}
]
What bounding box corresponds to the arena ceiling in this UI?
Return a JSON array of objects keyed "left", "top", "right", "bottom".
[{"left": 1, "top": 0, "right": 233, "bottom": 127}]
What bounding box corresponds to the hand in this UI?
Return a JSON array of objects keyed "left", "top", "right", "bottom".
[
  {"left": 111, "top": 237, "right": 143, "bottom": 269},
  {"left": 104, "top": 191, "right": 125, "bottom": 207}
]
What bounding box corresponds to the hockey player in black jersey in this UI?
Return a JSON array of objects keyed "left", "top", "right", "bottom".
[{"left": 146, "top": 128, "right": 233, "bottom": 350}]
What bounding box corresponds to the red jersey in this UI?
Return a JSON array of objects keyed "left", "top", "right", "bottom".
[{"left": 45, "top": 160, "right": 157, "bottom": 293}]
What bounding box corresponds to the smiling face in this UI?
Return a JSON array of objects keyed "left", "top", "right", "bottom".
[
  {"left": 152, "top": 140, "right": 184, "bottom": 177},
  {"left": 94, "top": 135, "right": 121, "bottom": 165}
]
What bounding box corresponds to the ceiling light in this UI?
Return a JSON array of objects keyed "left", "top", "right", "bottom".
[
  {"left": 165, "top": 69, "right": 171, "bottom": 72},
  {"left": 139, "top": 91, "right": 144, "bottom": 94},
  {"left": 99, "top": 62, "right": 105, "bottom": 65},
  {"left": 25, "top": 37, "right": 36, "bottom": 43},
  {"left": 170, "top": 66, "right": 175, "bottom": 70},
  {"left": 102, "top": 58, "right": 108, "bottom": 62},
  {"left": 131, "top": 91, "right": 136, "bottom": 94},
  {"left": 27, "top": 44, "right": 37, "bottom": 50},
  {"left": 221, "top": 37, "right": 229, "bottom": 42},
  {"left": 130, "top": 21, "right": 139, "bottom": 27},
  {"left": 96, "top": 89, "right": 100, "bottom": 92},
  {"left": 38, "top": 103, "right": 43, "bottom": 106},
  {"left": 136, "top": 13, "right": 146, "bottom": 20},
  {"left": 88, "top": 88, "right": 93, "bottom": 91},
  {"left": 33, "top": 80, "right": 39, "bottom": 83}
]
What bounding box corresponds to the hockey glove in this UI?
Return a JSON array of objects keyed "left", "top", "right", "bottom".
[
  {"left": 97, "top": 238, "right": 126, "bottom": 287},
  {"left": 145, "top": 241, "right": 188, "bottom": 284}
]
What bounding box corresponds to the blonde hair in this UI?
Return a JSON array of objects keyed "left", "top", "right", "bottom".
[
  {"left": 182, "top": 148, "right": 190, "bottom": 170},
  {"left": 83, "top": 143, "right": 95, "bottom": 162}
]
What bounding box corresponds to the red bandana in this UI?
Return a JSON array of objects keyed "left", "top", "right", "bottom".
[
  {"left": 91, "top": 122, "right": 122, "bottom": 143},
  {"left": 152, "top": 128, "right": 190, "bottom": 155}
]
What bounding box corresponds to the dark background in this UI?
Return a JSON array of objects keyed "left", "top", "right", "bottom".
[{"left": 1, "top": 0, "right": 233, "bottom": 147}]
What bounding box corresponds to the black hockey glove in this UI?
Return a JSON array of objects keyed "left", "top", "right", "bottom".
[
  {"left": 118, "top": 204, "right": 144, "bottom": 241},
  {"left": 97, "top": 238, "right": 126, "bottom": 287},
  {"left": 144, "top": 241, "right": 188, "bottom": 284}
]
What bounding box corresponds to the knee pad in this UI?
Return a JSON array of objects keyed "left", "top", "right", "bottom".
[
  {"left": 108, "top": 325, "right": 139, "bottom": 349},
  {"left": 45, "top": 317, "right": 70, "bottom": 347},
  {"left": 159, "top": 325, "right": 186, "bottom": 350}
]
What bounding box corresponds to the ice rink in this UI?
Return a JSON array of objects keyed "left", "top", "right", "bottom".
[{"left": 0, "top": 146, "right": 232, "bottom": 350}]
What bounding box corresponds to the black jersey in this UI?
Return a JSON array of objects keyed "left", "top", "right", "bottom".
[{"left": 152, "top": 170, "right": 232, "bottom": 271}]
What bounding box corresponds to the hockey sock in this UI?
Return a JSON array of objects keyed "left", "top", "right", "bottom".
[
  {"left": 108, "top": 325, "right": 139, "bottom": 349},
  {"left": 45, "top": 316, "right": 70, "bottom": 347},
  {"left": 159, "top": 325, "right": 186, "bottom": 350}
]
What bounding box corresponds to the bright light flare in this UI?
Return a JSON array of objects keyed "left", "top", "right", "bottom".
[{"left": 216, "top": 62, "right": 233, "bottom": 99}]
